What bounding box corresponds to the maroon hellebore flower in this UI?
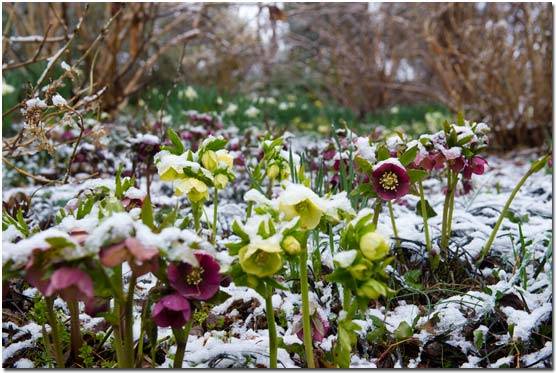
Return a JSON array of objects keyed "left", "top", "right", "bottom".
[
  {"left": 167, "top": 251, "right": 220, "bottom": 301},
  {"left": 293, "top": 310, "right": 330, "bottom": 343},
  {"left": 372, "top": 159, "right": 410, "bottom": 201},
  {"left": 463, "top": 156, "right": 487, "bottom": 179},
  {"left": 25, "top": 251, "right": 51, "bottom": 295},
  {"left": 45, "top": 267, "right": 94, "bottom": 302},
  {"left": 99, "top": 237, "right": 159, "bottom": 276},
  {"left": 84, "top": 297, "right": 110, "bottom": 317},
  {"left": 419, "top": 152, "right": 445, "bottom": 171},
  {"left": 152, "top": 293, "right": 192, "bottom": 328}
]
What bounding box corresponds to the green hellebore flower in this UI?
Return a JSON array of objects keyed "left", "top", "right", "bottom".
[
  {"left": 279, "top": 184, "right": 324, "bottom": 230},
  {"left": 347, "top": 262, "right": 369, "bottom": 280},
  {"left": 356, "top": 279, "right": 390, "bottom": 300},
  {"left": 214, "top": 174, "right": 229, "bottom": 189},
  {"left": 359, "top": 231, "right": 389, "bottom": 261},
  {"left": 238, "top": 242, "right": 283, "bottom": 278},
  {"left": 215, "top": 149, "right": 234, "bottom": 169},
  {"left": 175, "top": 177, "right": 208, "bottom": 203},
  {"left": 282, "top": 235, "right": 301, "bottom": 255},
  {"left": 201, "top": 150, "right": 218, "bottom": 171}
]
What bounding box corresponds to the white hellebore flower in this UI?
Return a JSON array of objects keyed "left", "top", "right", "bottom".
[
  {"left": 225, "top": 103, "right": 238, "bottom": 115},
  {"left": 184, "top": 86, "right": 198, "bottom": 100},
  {"left": 278, "top": 183, "right": 326, "bottom": 230},
  {"left": 245, "top": 106, "right": 260, "bottom": 118}
]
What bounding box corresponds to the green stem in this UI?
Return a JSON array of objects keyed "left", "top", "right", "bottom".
[
  {"left": 440, "top": 170, "right": 456, "bottom": 250},
  {"left": 328, "top": 224, "right": 335, "bottom": 256},
  {"left": 212, "top": 188, "right": 218, "bottom": 244},
  {"left": 67, "top": 299, "right": 83, "bottom": 360},
  {"left": 478, "top": 164, "right": 539, "bottom": 263},
  {"left": 246, "top": 201, "right": 253, "bottom": 219},
  {"left": 417, "top": 181, "right": 432, "bottom": 253},
  {"left": 135, "top": 298, "right": 151, "bottom": 367},
  {"left": 446, "top": 173, "right": 458, "bottom": 241},
  {"left": 372, "top": 199, "right": 382, "bottom": 227},
  {"left": 342, "top": 287, "right": 351, "bottom": 311},
  {"left": 45, "top": 297, "right": 65, "bottom": 368},
  {"left": 264, "top": 286, "right": 278, "bottom": 368},
  {"left": 172, "top": 319, "right": 193, "bottom": 368},
  {"left": 192, "top": 202, "right": 201, "bottom": 234},
  {"left": 124, "top": 274, "right": 137, "bottom": 367},
  {"left": 112, "top": 265, "right": 127, "bottom": 367},
  {"left": 387, "top": 201, "right": 399, "bottom": 247},
  {"left": 299, "top": 243, "right": 315, "bottom": 368}
]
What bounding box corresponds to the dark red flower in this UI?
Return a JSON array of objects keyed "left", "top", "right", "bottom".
[
  {"left": 84, "top": 297, "right": 110, "bottom": 316},
  {"left": 419, "top": 152, "right": 445, "bottom": 171},
  {"left": 45, "top": 267, "right": 94, "bottom": 302},
  {"left": 463, "top": 156, "right": 487, "bottom": 179},
  {"left": 152, "top": 293, "right": 192, "bottom": 328},
  {"left": 371, "top": 160, "right": 410, "bottom": 201},
  {"left": 167, "top": 251, "right": 221, "bottom": 301},
  {"left": 293, "top": 310, "right": 330, "bottom": 343}
]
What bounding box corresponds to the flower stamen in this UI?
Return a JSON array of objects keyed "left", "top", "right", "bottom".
[
  {"left": 379, "top": 171, "right": 399, "bottom": 191},
  {"left": 185, "top": 267, "right": 204, "bottom": 286}
]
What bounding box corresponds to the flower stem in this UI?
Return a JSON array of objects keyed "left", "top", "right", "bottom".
[
  {"left": 192, "top": 202, "right": 201, "bottom": 234},
  {"left": 45, "top": 297, "right": 65, "bottom": 368},
  {"left": 67, "top": 299, "right": 83, "bottom": 360},
  {"left": 124, "top": 274, "right": 137, "bottom": 367},
  {"left": 478, "top": 162, "right": 541, "bottom": 263},
  {"left": 417, "top": 181, "right": 431, "bottom": 253},
  {"left": 328, "top": 224, "right": 335, "bottom": 256},
  {"left": 172, "top": 319, "right": 193, "bottom": 368},
  {"left": 387, "top": 201, "right": 399, "bottom": 247},
  {"left": 440, "top": 170, "right": 456, "bottom": 250},
  {"left": 264, "top": 286, "right": 278, "bottom": 368},
  {"left": 299, "top": 243, "right": 315, "bottom": 368},
  {"left": 446, "top": 173, "right": 458, "bottom": 241},
  {"left": 372, "top": 199, "right": 382, "bottom": 227},
  {"left": 212, "top": 188, "right": 218, "bottom": 244}
]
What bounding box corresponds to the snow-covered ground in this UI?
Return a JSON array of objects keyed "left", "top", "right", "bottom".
[{"left": 2, "top": 141, "right": 552, "bottom": 368}]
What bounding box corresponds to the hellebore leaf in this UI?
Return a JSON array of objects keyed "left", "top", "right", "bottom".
[
  {"left": 408, "top": 169, "right": 428, "bottom": 183},
  {"left": 166, "top": 128, "right": 185, "bottom": 155},
  {"left": 393, "top": 321, "right": 413, "bottom": 340},
  {"left": 399, "top": 146, "right": 418, "bottom": 166},
  {"left": 141, "top": 195, "right": 155, "bottom": 230},
  {"left": 376, "top": 145, "right": 390, "bottom": 162},
  {"left": 416, "top": 199, "right": 437, "bottom": 218},
  {"left": 45, "top": 236, "right": 76, "bottom": 249}
]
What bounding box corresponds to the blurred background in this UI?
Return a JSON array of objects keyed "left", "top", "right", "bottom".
[{"left": 2, "top": 2, "right": 553, "bottom": 150}]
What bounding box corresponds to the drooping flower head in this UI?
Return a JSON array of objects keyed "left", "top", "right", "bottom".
[
  {"left": 44, "top": 267, "right": 94, "bottom": 302},
  {"left": 462, "top": 156, "right": 487, "bottom": 179},
  {"left": 278, "top": 183, "right": 325, "bottom": 230},
  {"left": 152, "top": 293, "right": 192, "bottom": 328},
  {"left": 293, "top": 304, "right": 330, "bottom": 343},
  {"left": 174, "top": 178, "right": 209, "bottom": 202},
  {"left": 238, "top": 240, "right": 283, "bottom": 278},
  {"left": 99, "top": 237, "right": 159, "bottom": 276},
  {"left": 371, "top": 159, "right": 410, "bottom": 201},
  {"left": 168, "top": 251, "right": 221, "bottom": 301}
]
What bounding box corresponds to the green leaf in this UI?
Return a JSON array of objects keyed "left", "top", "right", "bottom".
[
  {"left": 416, "top": 199, "right": 437, "bottom": 218},
  {"left": 263, "top": 277, "right": 288, "bottom": 291},
  {"left": 141, "top": 195, "right": 155, "bottom": 230},
  {"left": 166, "top": 128, "right": 185, "bottom": 155},
  {"left": 115, "top": 164, "right": 123, "bottom": 198},
  {"left": 376, "top": 145, "right": 390, "bottom": 162},
  {"left": 393, "top": 321, "right": 413, "bottom": 340},
  {"left": 403, "top": 269, "right": 422, "bottom": 290},
  {"left": 399, "top": 146, "right": 418, "bottom": 166},
  {"left": 473, "top": 329, "right": 485, "bottom": 350},
  {"left": 408, "top": 169, "right": 428, "bottom": 183},
  {"left": 530, "top": 154, "right": 549, "bottom": 173},
  {"left": 45, "top": 236, "right": 76, "bottom": 249},
  {"left": 231, "top": 220, "right": 249, "bottom": 242}
]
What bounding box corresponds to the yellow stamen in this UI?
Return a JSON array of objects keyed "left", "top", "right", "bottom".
[{"left": 379, "top": 171, "right": 399, "bottom": 191}]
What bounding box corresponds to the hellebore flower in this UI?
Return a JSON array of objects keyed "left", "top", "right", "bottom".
[
  {"left": 293, "top": 307, "right": 330, "bottom": 343},
  {"left": 174, "top": 178, "right": 208, "bottom": 203},
  {"left": 238, "top": 240, "right": 283, "bottom": 278},
  {"left": 419, "top": 152, "right": 445, "bottom": 171},
  {"left": 201, "top": 150, "right": 218, "bottom": 171},
  {"left": 99, "top": 237, "right": 159, "bottom": 276},
  {"left": 45, "top": 267, "right": 94, "bottom": 302},
  {"left": 156, "top": 153, "right": 188, "bottom": 182},
  {"left": 371, "top": 159, "right": 410, "bottom": 201},
  {"left": 359, "top": 232, "right": 389, "bottom": 261},
  {"left": 463, "top": 156, "right": 487, "bottom": 179},
  {"left": 168, "top": 251, "right": 221, "bottom": 301},
  {"left": 279, "top": 184, "right": 325, "bottom": 230},
  {"left": 152, "top": 293, "right": 192, "bottom": 328},
  {"left": 214, "top": 174, "right": 229, "bottom": 189},
  {"left": 25, "top": 253, "right": 51, "bottom": 295},
  {"left": 356, "top": 278, "right": 391, "bottom": 300},
  {"left": 216, "top": 149, "right": 234, "bottom": 169},
  {"left": 84, "top": 297, "right": 110, "bottom": 317}
]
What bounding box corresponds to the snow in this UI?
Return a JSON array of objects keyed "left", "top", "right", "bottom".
[{"left": 333, "top": 250, "right": 357, "bottom": 268}]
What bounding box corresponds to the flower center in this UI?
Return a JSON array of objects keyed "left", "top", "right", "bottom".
[
  {"left": 255, "top": 251, "right": 269, "bottom": 265},
  {"left": 185, "top": 267, "right": 204, "bottom": 285},
  {"left": 295, "top": 200, "right": 309, "bottom": 214},
  {"left": 379, "top": 171, "right": 399, "bottom": 191}
]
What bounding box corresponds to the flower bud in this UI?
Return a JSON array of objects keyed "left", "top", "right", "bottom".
[
  {"left": 266, "top": 164, "right": 280, "bottom": 179},
  {"left": 356, "top": 279, "right": 389, "bottom": 300},
  {"left": 201, "top": 150, "right": 218, "bottom": 171},
  {"left": 359, "top": 231, "right": 389, "bottom": 261},
  {"left": 282, "top": 236, "right": 301, "bottom": 255}
]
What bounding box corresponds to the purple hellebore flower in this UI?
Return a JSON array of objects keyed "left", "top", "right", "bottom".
[
  {"left": 45, "top": 267, "right": 94, "bottom": 302},
  {"left": 463, "top": 156, "right": 487, "bottom": 179},
  {"left": 25, "top": 252, "right": 51, "bottom": 295},
  {"left": 293, "top": 309, "right": 330, "bottom": 343},
  {"left": 99, "top": 237, "right": 159, "bottom": 276},
  {"left": 372, "top": 159, "right": 410, "bottom": 201},
  {"left": 167, "top": 251, "right": 221, "bottom": 301},
  {"left": 84, "top": 297, "right": 110, "bottom": 317},
  {"left": 152, "top": 293, "right": 192, "bottom": 328}
]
